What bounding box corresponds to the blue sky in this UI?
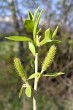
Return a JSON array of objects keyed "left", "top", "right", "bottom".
[{"left": 0, "top": 0, "right": 58, "bottom": 17}]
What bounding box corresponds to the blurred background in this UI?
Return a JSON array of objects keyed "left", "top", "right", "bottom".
[{"left": 0, "top": 0, "right": 73, "bottom": 110}]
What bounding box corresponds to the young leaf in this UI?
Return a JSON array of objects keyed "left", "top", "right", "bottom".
[
  {"left": 5, "top": 36, "right": 32, "bottom": 42},
  {"left": 33, "top": 10, "right": 43, "bottom": 44},
  {"left": 29, "top": 42, "right": 36, "bottom": 56},
  {"left": 45, "top": 28, "right": 53, "bottom": 40},
  {"left": 50, "top": 40, "right": 61, "bottom": 43},
  {"left": 40, "top": 39, "right": 61, "bottom": 46},
  {"left": 43, "top": 72, "right": 64, "bottom": 77},
  {"left": 28, "top": 10, "right": 33, "bottom": 20},
  {"left": 24, "top": 20, "right": 34, "bottom": 32},
  {"left": 14, "top": 58, "right": 27, "bottom": 82},
  {"left": 52, "top": 26, "right": 59, "bottom": 38},
  {"left": 25, "top": 85, "right": 32, "bottom": 97},
  {"left": 40, "top": 39, "right": 52, "bottom": 46},
  {"left": 39, "top": 28, "right": 52, "bottom": 45},
  {"left": 39, "top": 27, "right": 60, "bottom": 46},
  {"left": 19, "top": 85, "right": 24, "bottom": 98},
  {"left": 33, "top": 7, "right": 39, "bottom": 21},
  {"left": 41, "top": 45, "right": 56, "bottom": 73},
  {"left": 28, "top": 72, "right": 41, "bottom": 80}
]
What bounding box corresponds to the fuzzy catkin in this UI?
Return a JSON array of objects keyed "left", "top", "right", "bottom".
[
  {"left": 14, "top": 58, "right": 27, "bottom": 82},
  {"left": 42, "top": 45, "right": 56, "bottom": 72}
]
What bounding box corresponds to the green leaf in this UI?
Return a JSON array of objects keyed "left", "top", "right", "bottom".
[
  {"left": 14, "top": 58, "right": 27, "bottom": 82},
  {"left": 40, "top": 39, "right": 61, "bottom": 46},
  {"left": 33, "top": 9, "right": 43, "bottom": 44},
  {"left": 50, "top": 40, "right": 61, "bottom": 43},
  {"left": 28, "top": 10, "right": 33, "bottom": 20},
  {"left": 33, "top": 7, "right": 39, "bottom": 21},
  {"left": 28, "top": 72, "right": 41, "bottom": 80},
  {"left": 25, "top": 85, "right": 32, "bottom": 97},
  {"left": 40, "top": 39, "right": 51, "bottom": 46},
  {"left": 39, "top": 27, "right": 60, "bottom": 46},
  {"left": 52, "top": 26, "right": 59, "bottom": 38},
  {"left": 39, "top": 28, "right": 52, "bottom": 45},
  {"left": 45, "top": 28, "right": 53, "bottom": 40},
  {"left": 5, "top": 36, "right": 32, "bottom": 42},
  {"left": 24, "top": 20, "right": 34, "bottom": 32},
  {"left": 43, "top": 72, "right": 64, "bottom": 77},
  {"left": 29, "top": 42, "right": 36, "bottom": 56},
  {"left": 19, "top": 85, "right": 24, "bottom": 98}
]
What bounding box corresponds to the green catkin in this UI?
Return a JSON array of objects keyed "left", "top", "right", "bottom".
[
  {"left": 41, "top": 45, "right": 56, "bottom": 73},
  {"left": 14, "top": 58, "right": 27, "bottom": 82}
]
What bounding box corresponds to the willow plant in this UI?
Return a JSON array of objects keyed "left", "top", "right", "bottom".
[{"left": 5, "top": 7, "right": 64, "bottom": 110}]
